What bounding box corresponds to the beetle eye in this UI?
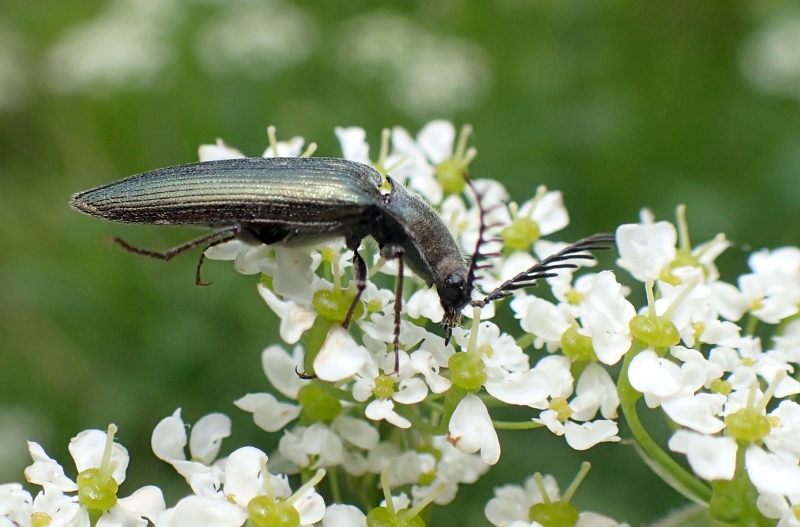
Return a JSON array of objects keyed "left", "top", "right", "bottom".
[{"left": 440, "top": 272, "right": 466, "bottom": 303}]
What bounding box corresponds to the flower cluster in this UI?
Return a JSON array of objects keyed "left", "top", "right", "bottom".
[{"left": 3, "top": 121, "right": 800, "bottom": 527}]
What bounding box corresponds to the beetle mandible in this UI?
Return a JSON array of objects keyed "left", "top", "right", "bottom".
[{"left": 71, "top": 156, "right": 615, "bottom": 372}]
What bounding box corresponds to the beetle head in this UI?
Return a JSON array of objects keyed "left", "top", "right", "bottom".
[{"left": 439, "top": 268, "right": 472, "bottom": 330}]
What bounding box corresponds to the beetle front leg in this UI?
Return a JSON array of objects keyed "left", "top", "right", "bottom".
[
  {"left": 381, "top": 243, "right": 405, "bottom": 375},
  {"left": 343, "top": 245, "right": 367, "bottom": 330}
]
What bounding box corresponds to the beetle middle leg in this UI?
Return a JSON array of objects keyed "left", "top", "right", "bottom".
[{"left": 108, "top": 225, "right": 241, "bottom": 285}]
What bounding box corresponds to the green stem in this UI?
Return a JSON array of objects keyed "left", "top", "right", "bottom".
[
  {"left": 440, "top": 385, "right": 469, "bottom": 428},
  {"left": 744, "top": 313, "right": 758, "bottom": 337},
  {"left": 328, "top": 465, "right": 342, "bottom": 504},
  {"left": 421, "top": 399, "right": 445, "bottom": 413},
  {"left": 477, "top": 393, "right": 508, "bottom": 407},
  {"left": 312, "top": 379, "right": 357, "bottom": 403},
  {"left": 618, "top": 349, "right": 712, "bottom": 505},
  {"left": 492, "top": 420, "right": 544, "bottom": 430},
  {"left": 516, "top": 333, "right": 535, "bottom": 350},
  {"left": 303, "top": 317, "right": 336, "bottom": 376},
  {"left": 393, "top": 405, "right": 448, "bottom": 435}
]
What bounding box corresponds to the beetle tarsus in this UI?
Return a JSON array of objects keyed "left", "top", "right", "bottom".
[
  {"left": 194, "top": 229, "right": 241, "bottom": 286},
  {"left": 295, "top": 366, "right": 316, "bottom": 380}
]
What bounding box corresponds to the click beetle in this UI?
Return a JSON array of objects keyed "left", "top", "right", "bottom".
[{"left": 71, "top": 156, "right": 614, "bottom": 371}]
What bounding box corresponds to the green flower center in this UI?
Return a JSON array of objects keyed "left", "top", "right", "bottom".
[
  {"left": 247, "top": 495, "right": 300, "bottom": 527},
  {"left": 501, "top": 217, "right": 541, "bottom": 251},
  {"left": 373, "top": 375, "right": 396, "bottom": 399},
  {"left": 560, "top": 327, "right": 597, "bottom": 362}
]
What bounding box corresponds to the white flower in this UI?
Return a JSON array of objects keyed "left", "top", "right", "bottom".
[
  {"left": 198, "top": 138, "right": 245, "bottom": 161},
  {"left": 313, "top": 325, "right": 370, "bottom": 382},
  {"left": 410, "top": 436, "right": 490, "bottom": 506},
  {"left": 352, "top": 352, "right": 427, "bottom": 429},
  {"left": 581, "top": 271, "right": 636, "bottom": 365},
  {"left": 746, "top": 446, "right": 800, "bottom": 497},
  {"left": 151, "top": 410, "right": 231, "bottom": 496},
  {"left": 616, "top": 219, "right": 677, "bottom": 282},
  {"left": 158, "top": 448, "right": 325, "bottom": 527},
  {"left": 485, "top": 473, "right": 629, "bottom": 527},
  {"left": 26, "top": 426, "right": 165, "bottom": 527},
  {"left": 668, "top": 430, "right": 737, "bottom": 480},
  {"left": 535, "top": 364, "right": 621, "bottom": 451},
  {"left": 322, "top": 503, "right": 367, "bottom": 527},
  {"left": 278, "top": 424, "right": 344, "bottom": 470},
  {"left": 447, "top": 394, "right": 500, "bottom": 464}
]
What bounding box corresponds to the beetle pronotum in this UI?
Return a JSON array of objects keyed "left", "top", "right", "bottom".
[{"left": 71, "top": 156, "right": 614, "bottom": 372}]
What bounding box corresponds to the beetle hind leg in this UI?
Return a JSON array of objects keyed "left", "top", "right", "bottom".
[
  {"left": 380, "top": 243, "right": 406, "bottom": 376},
  {"left": 107, "top": 225, "right": 241, "bottom": 285}
]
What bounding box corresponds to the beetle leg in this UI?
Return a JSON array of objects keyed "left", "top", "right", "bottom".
[
  {"left": 195, "top": 228, "right": 243, "bottom": 286},
  {"left": 343, "top": 246, "right": 367, "bottom": 330},
  {"left": 108, "top": 225, "right": 241, "bottom": 284},
  {"left": 380, "top": 243, "right": 405, "bottom": 375}
]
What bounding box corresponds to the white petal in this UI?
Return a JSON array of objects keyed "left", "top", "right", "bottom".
[
  {"left": 151, "top": 409, "right": 188, "bottom": 464},
  {"left": 31, "top": 485, "right": 82, "bottom": 526},
  {"left": 365, "top": 399, "right": 411, "bottom": 429},
  {"left": 661, "top": 393, "right": 725, "bottom": 434},
  {"left": 263, "top": 136, "right": 305, "bottom": 158},
  {"left": 448, "top": 394, "right": 500, "bottom": 464},
  {"left": 156, "top": 495, "right": 247, "bottom": 527},
  {"left": 322, "top": 504, "right": 366, "bottom": 527},
  {"left": 335, "top": 127, "right": 370, "bottom": 164},
  {"left": 616, "top": 221, "right": 677, "bottom": 282},
  {"left": 746, "top": 446, "right": 800, "bottom": 496},
  {"left": 292, "top": 487, "right": 326, "bottom": 525},
  {"left": 115, "top": 485, "right": 166, "bottom": 524},
  {"left": 69, "top": 429, "right": 128, "bottom": 485},
  {"left": 408, "top": 350, "right": 451, "bottom": 394},
  {"left": 258, "top": 284, "right": 317, "bottom": 345},
  {"left": 406, "top": 288, "right": 444, "bottom": 323},
  {"left": 574, "top": 363, "right": 619, "bottom": 420},
  {"left": 628, "top": 349, "right": 683, "bottom": 398},
  {"left": 393, "top": 378, "right": 428, "bottom": 404},
  {"left": 24, "top": 442, "right": 77, "bottom": 492},
  {"left": 198, "top": 139, "right": 245, "bottom": 161},
  {"left": 563, "top": 420, "right": 620, "bottom": 450},
  {"left": 417, "top": 120, "right": 455, "bottom": 164},
  {"left": 223, "top": 447, "right": 268, "bottom": 506},
  {"left": 190, "top": 414, "right": 231, "bottom": 466},
  {"left": 234, "top": 393, "right": 301, "bottom": 433},
  {"left": 271, "top": 247, "right": 317, "bottom": 305},
  {"left": 261, "top": 345, "right": 309, "bottom": 399},
  {"left": 485, "top": 370, "right": 550, "bottom": 407},
  {"left": 519, "top": 298, "right": 569, "bottom": 346},
  {"left": 332, "top": 416, "right": 379, "bottom": 450},
  {"left": 302, "top": 424, "right": 344, "bottom": 467},
  {"left": 669, "top": 431, "right": 737, "bottom": 481},
  {"left": 528, "top": 191, "right": 569, "bottom": 236},
  {"left": 314, "top": 326, "right": 368, "bottom": 382}
]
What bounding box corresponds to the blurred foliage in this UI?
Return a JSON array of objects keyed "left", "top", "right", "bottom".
[{"left": 2, "top": 0, "right": 800, "bottom": 525}]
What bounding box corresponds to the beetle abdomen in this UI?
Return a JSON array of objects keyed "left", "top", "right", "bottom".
[{"left": 71, "top": 157, "right": 384, "bottom": 225}]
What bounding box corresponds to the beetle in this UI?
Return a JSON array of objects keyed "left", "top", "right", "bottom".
[{"left": 71, "top": 156, "right": 614, "bottom": 371}]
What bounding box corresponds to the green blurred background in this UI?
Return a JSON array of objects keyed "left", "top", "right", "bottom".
[{"left": 2, "top": 0, "right": 800, "bottom": 524}]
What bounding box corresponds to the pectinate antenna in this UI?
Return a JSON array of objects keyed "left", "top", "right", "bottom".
[
  {"left": 472, "top": 232, "right": 617, "bottom": 308},
  {"left": 464, "top": 177, "right": 505, "bottom": 293}
]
